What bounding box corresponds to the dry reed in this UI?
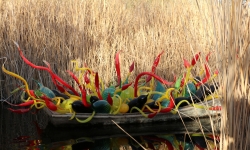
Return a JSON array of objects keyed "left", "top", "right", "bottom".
[
  {"left": 0, "top": 0, "right": 214, "bottom": 99},
  {"left": 210, "top": 0, "right": 250, "bottom": 149},
  {"left": 0, "top": 0, "right": 249, "bottom": 149}
]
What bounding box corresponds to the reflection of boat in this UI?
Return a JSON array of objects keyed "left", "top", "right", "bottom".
[
  {"left": 41, "top": 124, "right": 220, "bottom": 150},
  {"left": 42, "top": 134, "right": 220, "bottom": 150},
  {"left": 42, "top": 117, "right": 220, "bottom": 141},
  {"left": 44, "top": 99, "right": 221, "bottom": 127}
]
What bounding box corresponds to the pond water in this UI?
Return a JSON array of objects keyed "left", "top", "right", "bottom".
[{"left": 0, "top": 104, "right": 220, "bottom": 150}]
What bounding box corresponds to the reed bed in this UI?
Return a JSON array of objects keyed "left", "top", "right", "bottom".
[
  {"left": 212, "top": 1, "right": 250, "bottom": 149},
  {"left": 0, "top": 0, "right": 215, "bottom": 98},
  {"left": 0, "top": 0, "right": 249, "bottom": 149}
]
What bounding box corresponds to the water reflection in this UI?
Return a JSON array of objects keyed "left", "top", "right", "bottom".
[
  {"left": 0, "top": 104, "right": 220, "bottom": 150},
  {"left": 0, "top": 104, "right": 48, "bottom": 150},
  {"left": 41, "top": 133, "right": 219, "bottom": 150}
]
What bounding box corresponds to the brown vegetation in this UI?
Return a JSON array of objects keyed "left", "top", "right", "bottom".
[{"left": 0, "top": 0, "right": 249, "bottom": 149}]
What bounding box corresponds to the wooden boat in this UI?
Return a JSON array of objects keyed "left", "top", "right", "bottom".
[{"left": 44, "top": 99, "right": 221, "bottom": 127}]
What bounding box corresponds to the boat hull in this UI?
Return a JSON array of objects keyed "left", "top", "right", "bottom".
[{"left": 44, "top": 99, "right": 221, "bottom": 127}]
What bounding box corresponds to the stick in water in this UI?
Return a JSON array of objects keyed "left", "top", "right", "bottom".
[{"left": 111, "top": 120, "right": 147, "bottom": 150}]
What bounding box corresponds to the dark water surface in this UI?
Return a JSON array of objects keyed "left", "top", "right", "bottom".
[{"left": 0, "top": 104, "right": 220, "bottom": 150}]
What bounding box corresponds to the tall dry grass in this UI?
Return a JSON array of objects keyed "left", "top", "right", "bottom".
[
  {"left": 210, "top": 0, "right": 250, "bottom": 149},
  {"left": 0, "top": 0, "right": 249, "bottom": 149},
  {"left": 0, "top": 0, "right": 215, "bottom": 100}
]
